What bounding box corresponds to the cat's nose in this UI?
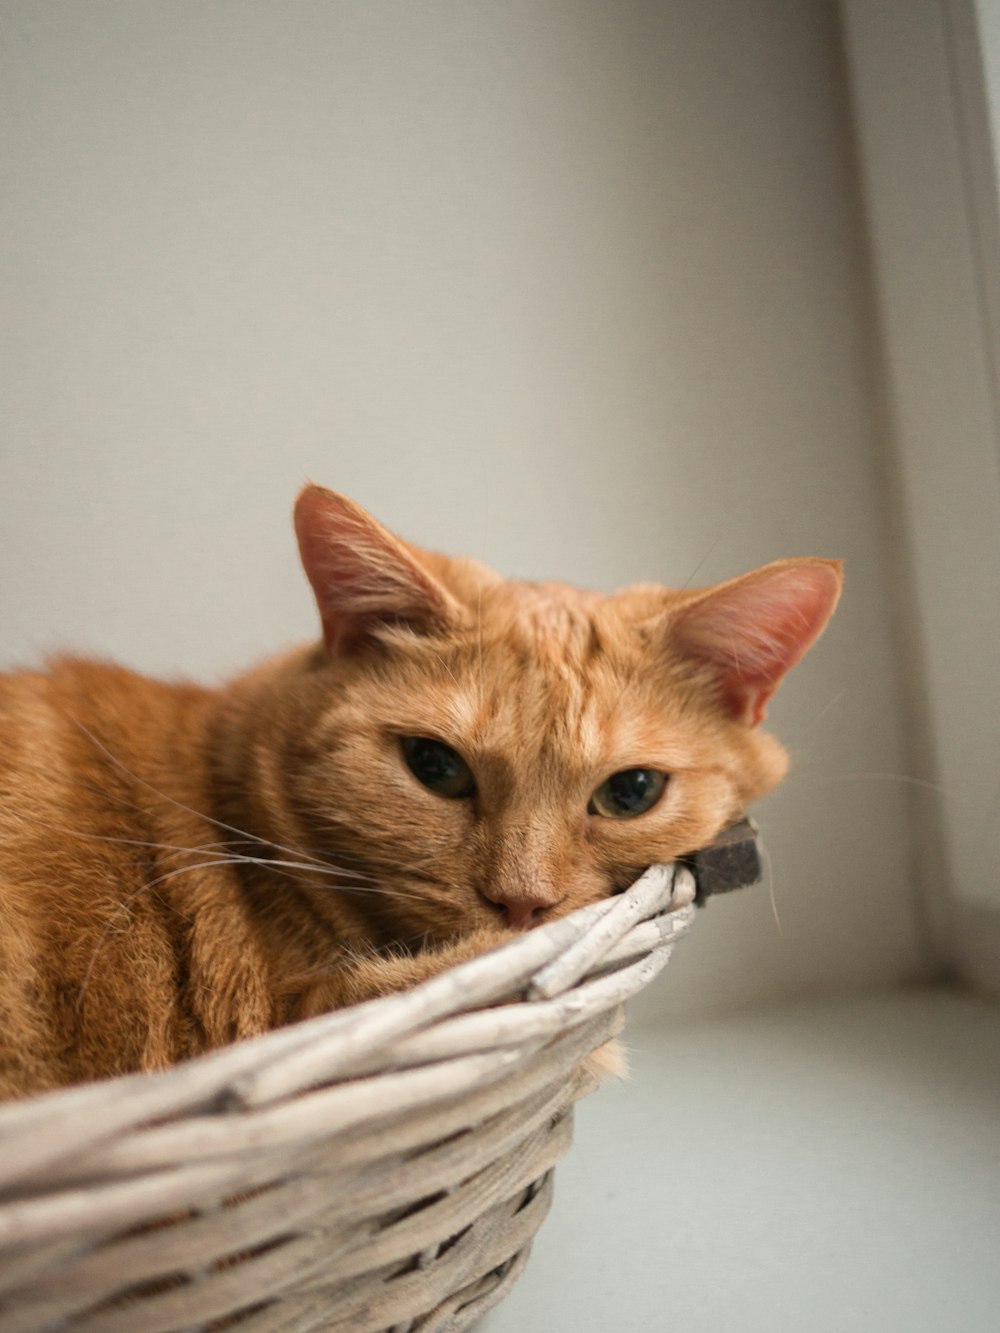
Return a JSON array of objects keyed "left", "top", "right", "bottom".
[
  {"left": 501, "top": 901, "right": 544, "bottom": 930},
  {"left": 481, "top": 890, "right": 560, "bottom": 930}
]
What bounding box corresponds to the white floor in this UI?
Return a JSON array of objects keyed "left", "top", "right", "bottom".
[{"left": 480, "top": 988, "right": 1000, "bottom": 1333}]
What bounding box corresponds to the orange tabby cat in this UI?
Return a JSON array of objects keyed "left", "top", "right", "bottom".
[{"left": 0, "top": 485, "right": 841, "bottom": 1099}]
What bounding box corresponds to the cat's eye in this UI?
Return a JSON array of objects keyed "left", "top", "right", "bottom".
[
  {"left": 589, "top": 768, "right": 667, "bottom": 819},
  {"left": 401, "top": 737, "right": 476, "bottom": 799}
]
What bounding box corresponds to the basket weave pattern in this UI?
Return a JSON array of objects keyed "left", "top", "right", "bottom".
[{"left": 0, "top": 863, "right": 695, "bottom": 1332}]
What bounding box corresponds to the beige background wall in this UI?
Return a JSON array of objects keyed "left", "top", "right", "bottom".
[
  {"left": 0, "top": 0, "right": 924, "bottom": 1018},
  {"left": 840, "top": 0, "right": 1000, "bottom": 1001}
]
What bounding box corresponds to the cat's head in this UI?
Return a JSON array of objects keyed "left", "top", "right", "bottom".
[{"left": 278, "top": 484, "right": 841, "bottom": 943}]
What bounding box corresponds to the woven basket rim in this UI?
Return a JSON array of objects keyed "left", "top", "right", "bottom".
[
  {"left": 0, "top": 862, "right": 694, "bottom": 1140},
  {"left": 0, "top": 858, "right": 693, "bottom": 1119},
  {"left": 0, "top": 862, "right": 697, "bottom": 1333}
]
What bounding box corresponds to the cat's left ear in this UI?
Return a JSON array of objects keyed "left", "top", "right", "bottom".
[
  {"left": 668, "top": 558, "right": 843, "bottom": 726},
  {"left": 294, "top": 484, "right": 462, "bottom": 653}
]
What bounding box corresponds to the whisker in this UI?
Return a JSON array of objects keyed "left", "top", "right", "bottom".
[
  {"left": 678, "top": 533, "right": 725, "bottom": 591},
  {"left": 6, "top": 809, "right": 376, "bottom": 884},
  {"left": 242, "top": 855, "right": 421, "bottom": 898},
  {"left": 75, "top": 853, "right": 426, "bottom": 1006},
  {"left": 783, "top": 689, "right": 846, "bottom": 744},
  {"left": 62, "top": 714, "right": 348, "bottom": 873},
  {"left": 327, "top": 877, "right": 427, "bottom": 904},
  {"left": 795, "top": 769, "right": 947, "bottom": 794},
  {"left": 476, "top": 588, "right": 486, "bottom": 711},
  {"left": 420, "top": 642, "right": 465, "bottom": 694},
  {"left": 759, "top": 839, "right": 782, "bottom": 936},
  {"left": 76, "top": 853, "right": 317, "bottom": 1008}
]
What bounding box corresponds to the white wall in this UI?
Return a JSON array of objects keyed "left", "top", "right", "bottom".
[
  {"left": 841, "top": 0, "right": 1000, "bottom": 995},
  {"left": 0, "top": 0, "right": 924, "bottom": 1018},
  {"left": 974, "top": 0, "right": 1000, "bottom": 178}
]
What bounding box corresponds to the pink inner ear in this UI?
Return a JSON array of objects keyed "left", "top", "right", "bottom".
[
  {"left": 672, "top": 560, "right": 842, "bottom": 725},
  {"left": 294, "top": 485, "right": 455, "bottom": 653}
]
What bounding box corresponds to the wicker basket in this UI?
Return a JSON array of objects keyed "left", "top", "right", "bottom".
[{"left": 0, "top": 862, "right": 696, "bottom": 1333}]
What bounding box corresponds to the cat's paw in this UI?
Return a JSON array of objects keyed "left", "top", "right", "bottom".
[
  {"left": 321, "top": 927, "right": 510, "bottom": 1010},
  {"left": 584, "top": 1038, "right": 629, "bottom": 1083},
  {"left": 437, "top": 926, "right": 513, "bottom": 967}
]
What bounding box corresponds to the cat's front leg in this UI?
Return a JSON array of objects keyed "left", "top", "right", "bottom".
[{"left": 294, "top": 927, "right": 511, "bottom": 1019}]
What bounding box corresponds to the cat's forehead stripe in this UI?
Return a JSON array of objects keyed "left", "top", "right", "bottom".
[
  {"left": 402, "top": 582, "right": 711, "bottom": 772},
  {"left": 443, "top": 688, "right": 483, "bottom": 737},
  {"left": 444, "top": 635, "right": 623, "bottom": 774}
]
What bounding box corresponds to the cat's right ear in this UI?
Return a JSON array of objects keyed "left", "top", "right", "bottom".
[
  {"left": 667, "top": 557, "right": 843, "bottom": 726},
  {"left": 294, "top": 485, "right": 461, "bottom": 654}
]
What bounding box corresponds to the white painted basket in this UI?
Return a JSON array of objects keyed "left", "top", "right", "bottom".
[{"left": 0, "top": 863, "right": 696, "bottom": 1332}]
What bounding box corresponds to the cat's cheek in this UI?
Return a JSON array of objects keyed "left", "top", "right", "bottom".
[
  {"left": 735, "top": 730, "right": 789, "bottom": 804},
  {"left": 585, "top": 778, "right": 738, "bottom": 873}
]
